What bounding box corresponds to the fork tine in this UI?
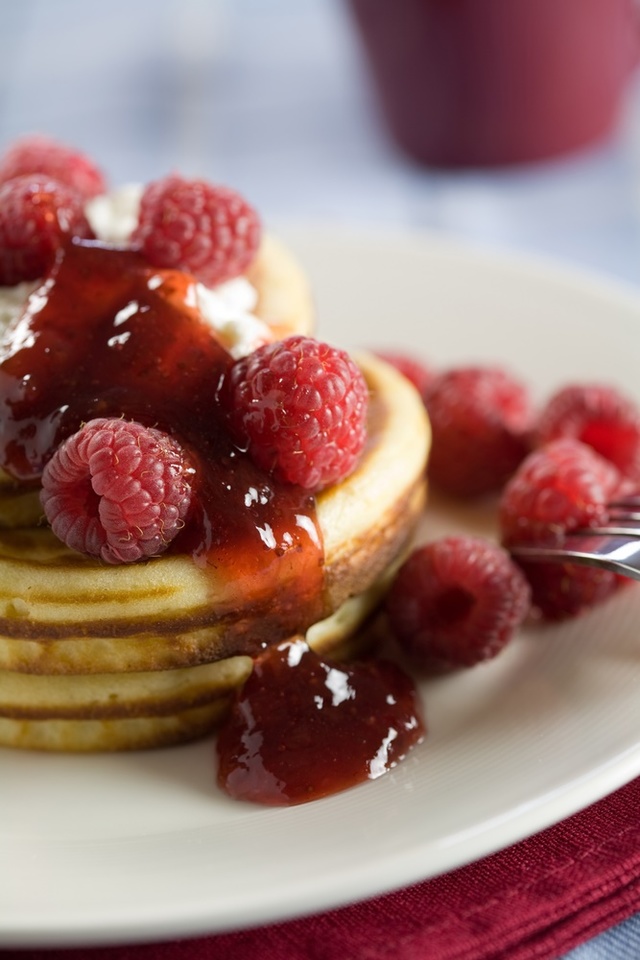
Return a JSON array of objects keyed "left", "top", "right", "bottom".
[
  {"left": 527, "top": 498, "right": 640, "bottom": 538},
  {"left": 511, "top": 534, "right": 640, "bottom": 581},
  {"left": 607, "top": 496, "right": 640, "bottom": 524},
  {"left": 509, "top": 495, "right": 640, "bottom": 581},
  {"left": 570, "top": 497, "right": 640, "bottom": 536},
  {"left": 570, "top": 525, "right": 640, "bottom": 538}
]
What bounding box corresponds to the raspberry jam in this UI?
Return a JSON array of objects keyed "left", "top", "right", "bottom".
[
  {"left": 216, "top": 637, "right": 425, "bottom": 805},
  {"left": 0, "top": 239, "right": 325, "bottom": 648}
]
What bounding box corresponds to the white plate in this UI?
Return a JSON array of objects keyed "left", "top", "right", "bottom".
[{"left": 3, "top": 227, "right": 640, "bottom": 949}]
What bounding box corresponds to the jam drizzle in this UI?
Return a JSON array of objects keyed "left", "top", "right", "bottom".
[
  {"left": 0, "top": 239, "right": 325, "bottom": 645},
  {"left": 216, "top": 638, "right": 425, "bottom": 805}
]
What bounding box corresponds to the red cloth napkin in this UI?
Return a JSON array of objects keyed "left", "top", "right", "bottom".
[{"left": 5, "top": 775, "right": 640, "bottom": 960}]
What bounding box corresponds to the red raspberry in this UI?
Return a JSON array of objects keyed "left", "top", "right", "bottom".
[
  {"left": 500, "top": 438, "right": 626, "bottom": 619},
  {"left": 385, "top": 536, "right": 530, "bottom": 669},
  {"left": 0, "top": 135, "right": 106, "bottom": 200},
  {"left": 535, "top": 383, "right": 640, "bottom": 483},
  {"left": 131, "top": 175, "right": 261, "bottom": 287},
  {"left": 374, "top": 350, "right": 433, "bottom": 400},
  {"left": 423, "top": 366, "right": 532, "bottom": 498},
  {"left": 223, "top": 335, "right": 369, "bottom": 491},
  {"left": 0, "top": 174, "right": 94, "bottom": 285},
  {"left": 500, "top": 438, "right": 622, "bottom": 547},
  {"left": 40, "top": 418, "right": 194, "bottom": 565},
  {"left": 513, "top": 549, "right": 624, "bottom": 621}
]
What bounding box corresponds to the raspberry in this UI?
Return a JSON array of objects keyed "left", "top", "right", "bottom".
[
  {"left": 500, "top": 438, "right": 622, "bottom": 547},
  {"left": 0, "top": 174, "right": 94, "bottom": 285},
  {"left": 0, "top": 135, "right": 106, "bottom": 200},
  {"left": 514, "top": 549, "right": 624, "bottom": 621},
  {"left": 223, "top": 335, "right": 369, "bottom": 490},
  {"left": 423, "top": 366, "right": 532, "bottom": 498},
  {"left": 500, "top": 438, "right": 626, "bottom": 619},
  {"left": 131, "top": 175, "right": 261, "bottom": 287},
  {"left": 40, "top": 418, "right": 194, "bottom": 564},
  {"left": 535, "top": 383, "right": 640, "bottom": 483},
  {"left": 385, "top": 536, "right": 530, "bottom": 669},
  {"left": 374, "top": 350, "right": 433, "bottom": 400}
]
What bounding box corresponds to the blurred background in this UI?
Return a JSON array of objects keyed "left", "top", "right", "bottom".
[{"left": 2, "top": 0, "right": 640, "bottom": 286}]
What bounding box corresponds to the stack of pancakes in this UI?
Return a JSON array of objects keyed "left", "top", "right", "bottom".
[{"left": 0, "top": 237, "right": 430, "bottom": 751}]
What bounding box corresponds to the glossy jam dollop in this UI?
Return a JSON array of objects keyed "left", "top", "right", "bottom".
[
  {"left": 216, "top": 637, "right": 425, "bottom": 805},
  {"left": 0, "top": 239, "right": 325, "bottom": 646}
]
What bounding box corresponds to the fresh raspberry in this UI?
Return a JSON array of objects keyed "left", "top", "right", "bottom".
[
  {"left": 535, "top": 383, "right": 640, "bottom": 483},
  {"left": 500, "top": 438, "right": 626, "bottom": 619},
  {"left": 374, "top": 350, "right": 434, "bottom": 400},
  {"left": 0, "top": 174, "right": 94, "bottom": 285},
  {"left": 500, "top": 438, "right": 622, "bottom": 547},
  {"left": 423, "top": 366, "right": 532, "bottom": 498},
  {"left": 513, "top": 549, "right": 624, "bottom": 621},
  {"left": 0, "top": 135, "right": 106, "bottom": 200},
  {"left": 40, "top": 418, "right": 194, "bottom": 564},
  {"left": 385, "top": 536, "right": 530, "bottom": 669},
  {"left": 223, "top": 335, "right": 369, "bottom": 490},
  {"left": 131, "top": 175, "right": 261, "bottom": 287}
]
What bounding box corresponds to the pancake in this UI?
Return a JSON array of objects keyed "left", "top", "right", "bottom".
[
  {"left": 0, "top": 353, "right": 430, "bottom": 750},
  {"left": 0, "top": 589, "right": 388, "bottom": 752}
]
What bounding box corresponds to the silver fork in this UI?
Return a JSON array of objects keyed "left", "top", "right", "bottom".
[{"left": 509, "top": 496, "right": 640, "bottom": 582}]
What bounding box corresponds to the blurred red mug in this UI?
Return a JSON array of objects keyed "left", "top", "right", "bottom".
[{"left": 347, "top": 0, "right": 639, "bottom": 166}]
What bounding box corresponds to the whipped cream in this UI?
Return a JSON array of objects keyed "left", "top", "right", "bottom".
[
  {"left": 193, "top": 278, "right": 271, "bottom": 359},
  {"left": 0, "top": 184, "right": 272, "bottom": 359},
  {"left": 85, "top": 183, "right": 143, "bottom": 245}
]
